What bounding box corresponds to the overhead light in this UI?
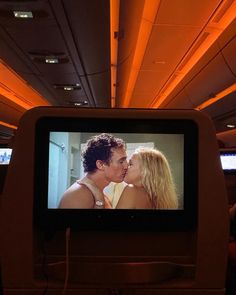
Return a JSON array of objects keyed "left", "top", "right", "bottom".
[
  {"left": 73, "top": 101, "right": 88, "bottom": 106},
  {"left": 13, "top": 11, "right": 33, "bottom": 18},
  {"left": 54, "top": 84, "right": 81, "bottom": 91},
  {"left": 64, "top": 86, "right": 73, "bottom": 91},
  {"left": 227, "top": 124, "right": 235, "bottom": 129},
  {"left": 45, "top": 57, "right": 59, "bottom": 64},
  {"left": 29, "top": 51, "right": 69, "bottom": 64},
  {"left": 30, "top": 52, "right": 69, "bottom": 64},
  {"left": 195, "top": 83, "right": 236, "bottom": 110}
]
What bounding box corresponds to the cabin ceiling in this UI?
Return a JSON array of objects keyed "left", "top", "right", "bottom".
[{"left": 0, "top": 0, "right": 236, "bottom": 144}]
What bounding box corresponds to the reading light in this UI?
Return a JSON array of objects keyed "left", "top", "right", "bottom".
[
  {"left": 227, "top": 124, "right": 235, "bottom": 128},
  {"left": 73, "top": 101, "right": 88, "bottom": 106},
  {"left": 29, "top": 51, "right": 69, "bottom": 64},
  {"left": 64, "top": 86, "right": 73, "bottom": 91},
  {"left": 13, "top": 11, "right": 33, "bottom": 18},
  {"left": 54, "top": 84, "right": 81, "bottom": 91},
  {"left": 45, "top": 57, "right": 59, "bottom": 64}
]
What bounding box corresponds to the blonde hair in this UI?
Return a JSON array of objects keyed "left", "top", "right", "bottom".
[{"left": 134, "top": 147, "right": 178, "bottom": 209}]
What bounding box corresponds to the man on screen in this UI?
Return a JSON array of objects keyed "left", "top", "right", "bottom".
[{"left": 59, "top": 133, "right": 128, "bottom": 209}]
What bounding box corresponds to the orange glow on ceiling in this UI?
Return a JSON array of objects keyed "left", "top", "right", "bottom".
[
  {"left": 195, "top": 83, "right": 236, "bottom": 110},
  {"left": 150, "top": 0, "right": 236, "bottom": 108},
  {"left": 121, "top": 0, "right": 161, "bottom": 108},
  {"left": 110, "top": 0, "right": 120, "bottom": 108},
  {"left": 0, "top": 120, "right": 17, "bottom": 130},
  {"left": 217, "top": 127, "right": 236, "bottom": 137},
  {"left": 0, "top": 60, "right": 50, "bottom": 110}
]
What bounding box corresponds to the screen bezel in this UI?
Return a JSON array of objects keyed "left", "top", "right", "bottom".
[{"left": 34, "top": 116, "right": 198, "bottom": 232}]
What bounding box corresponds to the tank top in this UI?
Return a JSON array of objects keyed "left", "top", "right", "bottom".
[{"left": 77, "top": 176, "right": 112, "bottom": 209}]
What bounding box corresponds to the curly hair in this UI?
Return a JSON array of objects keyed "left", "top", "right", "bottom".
[
  {"left": 82, "top": 133, "right": 125, "bottom": 173},
  {"left": 134, "top": 147, "right": 178, "bottom": 209}
]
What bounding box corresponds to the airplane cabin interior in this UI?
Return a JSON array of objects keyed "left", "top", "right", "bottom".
[{"left": 0, "top": 0, "right": 236, "bottom": 294}]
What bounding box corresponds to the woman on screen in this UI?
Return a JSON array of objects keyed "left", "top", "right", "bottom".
[{"left": 116, "top": 147, "right": 178, "bottom": 209}]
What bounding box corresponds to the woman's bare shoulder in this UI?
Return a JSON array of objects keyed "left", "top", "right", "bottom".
[
  {"left": 117, "top": 185, "right": 151, "bottom": 209},
  {"left": 116, "top": 185, "right": 138, "bottom": 209},
  {"left": 122, "top": 184, "right": 136, "bottom": 193}
]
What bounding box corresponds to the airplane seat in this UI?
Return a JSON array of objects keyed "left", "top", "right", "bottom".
[
  {"left": 228, "top": 241, "right": 236, "bottom": 265},
  {"left": 0, "top": 107, "right": 229, "bottom": 294},
  {"left": 226, "top": 241, "right": 236, "bottom": 294},
  {"left": 218, "top": 145, "right": 236, "bottom": 294},
  {"left": 0, "top": 165, "right": 8, "bottom": 195}
]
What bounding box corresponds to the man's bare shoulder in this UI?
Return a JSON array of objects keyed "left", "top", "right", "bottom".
[{"left": 59, "top": 182, "right": 94, "bottom": 208}]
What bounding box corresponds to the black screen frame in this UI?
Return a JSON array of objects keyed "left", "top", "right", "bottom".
[{"left": 34, "top": 116, "right": 198, "bottom": 232}]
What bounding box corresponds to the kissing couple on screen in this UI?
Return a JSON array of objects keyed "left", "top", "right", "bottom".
[{"left": 59, "top": 133, "right": 178, "bottom": 209}]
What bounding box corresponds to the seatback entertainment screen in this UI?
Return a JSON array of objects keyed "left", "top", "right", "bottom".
[
  {"left": 34, "top": 114, "right": 198, "bottom": 231},
  {"left": 0, "top": 148, "right": 12, "bottom": 165},
  {"left": 220, "top": 150, "right": 236, "bottom": 174}
]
